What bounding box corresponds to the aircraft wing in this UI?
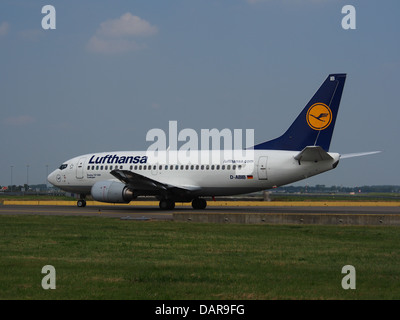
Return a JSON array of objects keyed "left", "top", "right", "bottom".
[
  {"left": 294, "top": 146, "right": 333, "bottom": 162},
  {"left": 110, "top": 169, "right": 201, "bottom": 196}
]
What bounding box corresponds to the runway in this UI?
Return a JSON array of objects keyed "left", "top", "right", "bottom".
[
  {"left": 0, "top": 204, "right": 173, "bottom": 220},
  {"left": 1, "top": 202, "right": 399, "bottom": 225}
]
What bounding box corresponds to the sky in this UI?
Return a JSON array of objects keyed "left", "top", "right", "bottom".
[{"left": 0, "top": 0, "right": 399, "bottom": 187}]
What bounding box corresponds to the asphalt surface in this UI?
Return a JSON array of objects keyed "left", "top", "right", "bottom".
[{"left": 0, "top": 204, "right": 399, "bottom": 221}]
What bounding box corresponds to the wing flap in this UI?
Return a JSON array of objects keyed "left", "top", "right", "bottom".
[
  {"left": 110, "top": 170, "right": 200, "bottom": 195},
  {"left": 111, "top": 169, "right": 167, "bottom": 191}
]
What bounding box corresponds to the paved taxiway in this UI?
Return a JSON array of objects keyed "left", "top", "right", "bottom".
[{"left": 0, "top": 203, "right": 399, "bottom": 224}]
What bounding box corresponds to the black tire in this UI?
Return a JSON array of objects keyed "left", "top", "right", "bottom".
[
  {"left": 77, "top": 199, "right": 86, "bottom": 207},
  {"left": 167, "top": 200, "right": 175, "bottom": 210},
  {"left": 192, "top": 198, "right": 207, "bottom": 209},
  {"left": 159, "top": 199, "right": 175, "bottom": 210}
]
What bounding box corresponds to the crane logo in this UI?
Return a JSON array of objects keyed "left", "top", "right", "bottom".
[{"left": 306, "top": 103, "right": 332, "bottom": 130}]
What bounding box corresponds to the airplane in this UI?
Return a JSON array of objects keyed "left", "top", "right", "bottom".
[{"left": 47, "top": 73, "right": 380, "bottom": 209}]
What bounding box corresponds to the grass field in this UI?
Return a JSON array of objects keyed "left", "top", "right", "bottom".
[{"left": 1, "top": 215, "right": 400, "bottom": 300}]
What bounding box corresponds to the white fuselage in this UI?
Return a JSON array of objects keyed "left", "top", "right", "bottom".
[{"left": 47, "top": 149, "right": 340, "bottom": 197}]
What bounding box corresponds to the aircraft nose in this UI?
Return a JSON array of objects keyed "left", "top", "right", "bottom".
[{"left": 47, "top": 170, "right": 59, "bottom": 186}]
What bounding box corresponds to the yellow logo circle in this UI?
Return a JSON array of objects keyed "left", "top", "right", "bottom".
[{"left": 306, "top": 103, "right": 332, "bottom": 131}]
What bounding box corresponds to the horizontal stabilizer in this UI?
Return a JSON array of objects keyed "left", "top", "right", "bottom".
[
  {"left": 294, "top": 146, "right": 333, "bottom": 162},
  {"left": 340, "top": 151, "right": 381, "bottom": 159}
]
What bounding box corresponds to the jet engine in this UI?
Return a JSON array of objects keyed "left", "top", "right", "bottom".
[{"left": 91, "top": 181, "right": 134, "bottom": 203}]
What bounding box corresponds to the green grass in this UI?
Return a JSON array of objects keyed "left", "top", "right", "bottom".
[
  {"left": 269, "top": 193, "right": 400, "bottom": 202},
  {"left": 1, "top": 215, "right": 399, "bottom": 299}
]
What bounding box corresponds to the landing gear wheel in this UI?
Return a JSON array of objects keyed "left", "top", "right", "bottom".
[
  {"left": 192, "top": 198, "right": 207, "bottom": 210},
  {"left": 159, "top": 199, "right": 175, "bottom": 210},
  {"left": 77, "top": 199, "right": 86, "bottom": 207}
]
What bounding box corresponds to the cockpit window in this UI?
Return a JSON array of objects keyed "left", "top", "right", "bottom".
[{"left": 59, "top": 164, "right": 68, "bottom": 170}]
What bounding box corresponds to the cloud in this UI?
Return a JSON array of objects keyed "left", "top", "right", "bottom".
[
  {"left": 86, "top": 13, "right": 158, "bottom": 54},
  {"left": 98, "top": 13, "right": 158, "bottom": 38},
  {"left": 3, "top": 115, "right": 36, "bottom": 126},
  {"left": 0, "top": 21, "right": 9, "bottom": 36}
]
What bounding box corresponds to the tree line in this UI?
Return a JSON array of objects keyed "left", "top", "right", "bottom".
[{"left": 273, "top": 185, "right": 400, "bottom": 194}]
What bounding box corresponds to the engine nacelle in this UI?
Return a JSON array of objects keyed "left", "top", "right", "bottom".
[{"left": 91, "top": 180, "right": 134, "bottom": 203}]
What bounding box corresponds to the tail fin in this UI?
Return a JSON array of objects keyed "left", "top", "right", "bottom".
[{"left": 253, "top": 73, "right": 346, "bottom": 152}]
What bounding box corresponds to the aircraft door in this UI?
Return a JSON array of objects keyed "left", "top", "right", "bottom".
[
  {"left": 257, "top": 156, "right": 268, "bottom": 180},
  {"left": 76, "top": 157, "right": 86, "bottom": 179}
]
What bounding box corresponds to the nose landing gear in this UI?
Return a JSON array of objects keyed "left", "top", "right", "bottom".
[{"left": 77, "top": 194, "right": 86, "bottom": 207}]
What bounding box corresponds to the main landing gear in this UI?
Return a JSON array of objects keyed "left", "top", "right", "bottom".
[
  {"left": 191, "top": 198, "right": 207, "bottom": 210},
  {"left": 159, "top": 199, "right": 175, "bottom": 210},
  {"left": 158, "top": 198, "right": 207, "bottom": 210}
]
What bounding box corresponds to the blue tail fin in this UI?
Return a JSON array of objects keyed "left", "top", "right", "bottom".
[{"left": 253, "top": 73, "right": 346, "bottom": 152}]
